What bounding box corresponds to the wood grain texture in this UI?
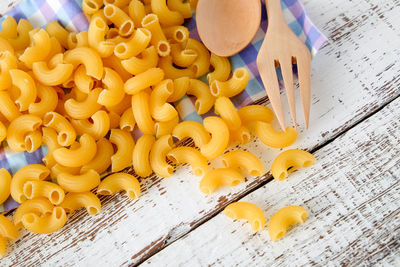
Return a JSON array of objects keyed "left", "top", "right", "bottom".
[
  {"left": 1, "top": 0, "right": 400, "bottom": 265},
  {"left": 144, "top": 96, "right": 400, "bottom": 267}
]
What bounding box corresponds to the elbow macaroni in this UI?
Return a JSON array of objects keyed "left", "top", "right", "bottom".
[
  {"left": 109, "top": 129, "right": 135, "bottom": 172},
  {"left": 98, "top": 67, "right": 125, "bottom": 107},
  {"left": 0, "top": 169, "right": 11, "bottom": 205},
  {"left": 132, "top": 134, "right": 155, "bottom": 177},
  {"left": 22, "top": 180, "right": 65, "bottom": 205},
  {"left": 214, "top": 97, "right": 241, "bottom": 131},
  {"left": 271, "top": 149, "right": 316, "bottom": 181},
  {"left": 222, "top": 150, "right": 264, "bottom": 177},
  {"left": 13, "top": 198, "right": 53, "bottom": 228},
  {"left": 200, "top": 116, "right": 229, "bottom": 159},
  {"left": 57, "top": 169, "right": 100, "bottom": 193},
  {"left": 187, "top": 79, "right": 215, "bottom": 114},
  {"left": 81, "top": 138, "right": 113, "bottom": 174},
  {"left": 70, "top": 110, "right": 110, "bottom": 140},
  {"left": 199, "top": 168, "right": 244, "bottom": 194},
  {"left": 167, "top": 147, "right": 208, "bottom": 177},
  {"left": 124, "top": 67, "right": 164, "bottom": 95},
  {"left": 268, "top": 205, "right": 308, "bottom": 241},
  {"left": 6, "top": 114, "right": 42, "bottom": 152},
  {"left": 97, "top": 173, "right": 141, "bottom": 199},
  {"left": 21, "top": 206, "right": 67, "bottom": 234},
  {"left": 150, "top": 134, "right": 175, "bottom": 177},
  {"left": 60, "top": 192, "right": 101, "bottom": 215},
  {"left": 131, "top": 90, "right": 155, "bottom": 134},
  {"left": 211, "top": 68, "right": 249, "bottom": 98},
  {"left": 255, "top": 122, "right": 298, "bottom": 148},
  {"left": 207, "top": 53, "right": 231, "bottom": 84},
  {"left": 224, "top": 202, "right": 266, "bottom": 231},
  {"left": 150, "top": 79, "right": 178, "bottom": 122},
  {"left": 172, "top": 120, "right": 211, "bottom": 148},
  {"left": 43, "top": 111, "right": 76, "bottom": 147},
  {"left": 154, "top": 114, "right": 179, "bottom": 138}
]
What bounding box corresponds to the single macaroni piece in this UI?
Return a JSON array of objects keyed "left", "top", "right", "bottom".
[
  {"left": 121, "top": 46, "right": 158, "bottom": 75},
  {"left": 221, "top": 150, "right": 264, "bottom": 177},
  {"left": 207, "top": 53, "right": 231, "bottom": 84},
  {"left": 128, "top": 0, "right": 146, "bottom": 26},
  {"left": 0, "top": 122, "right": 6, "bottom": 144},
  {"left": 132, "top": 134, "right": 155, "bottom": 177},
  {"left": 104, "top": 4, "right": 135, "bottom": 36},
  {"left": 159, "top": 56, "right": 195, "bottom": 79},
  {"left": 119, "top": 107, "right": 135, "bottom": 131},
  {"left": 150, "top": 134, "right": 175, "bottom": 177},
  {"left": 167, "top": 147, "right": 208, "bottom": 177},
  {"left": 163, "top": 26, "right": 189, "bottom": 43},
  {"left": 42, "top": 127, "right": 61, "bottom": 167},
  {"left": 172, "top": 120, "right": 211, "bottom": 148},
  {"left": 51, "top": 163, "right": 81, "bottom": 178},
  {"left": 124, "top": 67, "right": 164, "bottom": 95},
  {"left": 0, "top": 51, "right": 18, "bottom": 91},
  {"left": 7, "top": 114, "right": 42, "bottom": 152},
  {"left": 64, "top": 47, "right": 103, "bottom": 80},
  {"left": 154, "top": 114, "right": 179, "bottom": 138},
  {"left": 0, "top": 169, "right": 11, "bottom": 205},
  {"left": 271, "top": 149, "right": 316, "bottom": 181},
  {"left": 168, "top": 77, "right": 190, "bottom": 102},
  {"left": 19, "top": 28, "right": 51, "bottom": 68},
  {"left": 238, "top": 105, "right": 274, "bottom": 126},
  {"left": 81, "top": 138, "right": 113, "bottom": 174},
  {"left": 224, "top": 202, "right": 266, "bottom": 231},
  {"left": 28, "top": 83, "right": 58, "bottom": 117},
  {"left": 53, "top": 133, "right": 97, "bottom": 167},
  {"left": 268, "top": 205, "right": 308, "bottom": 241},
  {"left": 57, "top": 169, "right": 100, "bottom": 192},
  {"left": 60, "top": 192, "right": 101, "bottom": 215},
  {"left": 114, "top": 28, "right": 151, "bottom": 59},
  {"left": 141, "top": 14, "right": 170, "bottom": 56},
  {"left": 0, "top": 17, "right": 18, "bottom": 39},
  {"left": 82, "top": 0, "right": 103, "bottom": 15},
  {"left": 88, "top": 16, "right": 114, "bottom": 58},
  {"left": 214, "top": 97, "right": 241, "bottom": 131},
  {"left": 74, "top": 65, "right": 94, "bottom": 93},
  {"left": 211, "top": 68, "right": 249, "bottom": 98},
  {"left": 168, "top": 0, "right": 192, "bottom": 18},
  {"left": 7, "top": 19, "right": 33, "bottom": 51},
  {"left": 255, "top": 122, "right": 298, "bottom": 148},
  {"left": 64, "top": 87, "right": 102, "bottom": 119},
  {"left": 32, "top": 57, "right": 74, "bottom": 86},
  {"left": 23, "top": 180, "right": 65, "bottom": 205},
  {"left": 170, "top": 44, "right": 197, "bottom": 68},
  {"left": 187, "top": 79, "right": 215, "bottom": 114},
  {"left": 186, "top": 38, "right": 210, "bottom": 78},
  {"left": 0, "top": 214, "right": 18, "bottom": 258},
  {"left": 98, "top": 67, "right": 125, "bottom": 107},
  {"left": 67, "top": 31, "right": 89, "bottom": 49},
  {"left": 0, "top": 91, "right": 21, "bottom": 121},
  {"left": 43, "top": 111, "right": 77, "bottom": 147},
  {"left": 21, "top": 206, "right": 67, "bottom": 234},
  {"left": 10, "top": 164, "right": 50, "bottom": 203},
  {"left": 9, "top": 69, "right": 37, "bottom": 111},
  {"left": 150, "top": 79, "right": 178, "bottom": 121},
  {"left": 97, "top": 173, "right": 141, "bottom": 199},
  {"left": 45, "top": 20, "right": 69, "bottom": 49},
  {"left": 110, "top": 129, "right": 135, "bottom": 172},
  {"left": 200, "top": 168, "right": 244, "bottom": 194},
  {"left": 13, "top": 198, "right": 53, "bottom": 228},
  {"left": 131, "top": 90, "right": 155, "bottom": 134},
  {"left": 151, "top": 0, "right": 184, "bottom": 26},
  {"left": 229, "top": 126, "right": 252, "bottom": 146},
  {"left": 200, "top": 116, "right": 230, "bottom": 159},
  {"left": 24, "top": 130, "right": 43, "bottom": 153},
  {"left": 71, "top": 110, "right": 110, "bottom": 140}
]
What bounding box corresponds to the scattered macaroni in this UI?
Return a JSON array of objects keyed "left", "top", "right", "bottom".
[
  {"left": 200, "top": 116, "right": 229, "bottom": 159},
  {"left": 133, "top": 134, "right": 155, "bottom": 177},
  {"left": 255, "top": 122, "right": 298, "bottom": 148},
  {"left": 271, "top": 149, "right": 316, "bottom": 181},
  {"left": 268, "top": 205, "right": 308, "bottom": 241},
  {"left": 60, "top": 192, "right": 101, "bottom": 215},
  {"left": 221, "top": 150, "right": 264, "bottom": 177},
  {"left": 150, "top": 134, "right": 175, "bottom": 177},
  {"left": 167, "top": 146, "right": 209, "bottom": 177},
  {"left": 97, "top": 172, "right": 141, "bottom": 199},
  {"left": 224, "top": 202, "right": 266, "bottom": 232},
  {"left": 200, "top": 168, "right": 244, "bottom": 194}
]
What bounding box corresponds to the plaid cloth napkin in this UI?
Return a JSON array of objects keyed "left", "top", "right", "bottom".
[{"left": 0, "top": 0, "right": 327, "bottom": 212}]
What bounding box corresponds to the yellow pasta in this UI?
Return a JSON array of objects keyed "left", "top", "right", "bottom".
[
  {"left": 53, "top": 133, "right": 97, "bottom": 167},
  {"left": 110, "top": 129, "right": 135, "bottom": 172},
  {"left": 151, "top": 0, "right": 184, "bottom": 26},
  {"left": 154, "top": 114, "right": 179, "bottom": 138},
  {"left": 200, "top": 116, "right": 229, "bottom": 159},
  {"left": 172, "top": 120, "right": 211, "bottom": 148},
  {"left": 214, "top": 97, "right": 241, "bottom": 131},
  {"left": 82, "top": 0, "right": 104, "bottom": 15},
  {"left": 0, "top": 91, "right": 21, "bottom": 121},
  {"left": 19, "top": 28, "right": 51, "bottom": 68},
  {"left": 104, "top": 4, "right": 135, "bottom": 36},
  {"left": 186, "top": 38, "right": 210, "bottom": 78},
  {"left": 98, "top": 67, "right": 125, "bottom": 107},
  {"left": 271, "top": 149, "right": 316, "bottom": 181},
  {"left": 229, "top": 125, "right": 252, "bottom": 146},
  {"left": 221, "top": 150, "right": 264, "bottom": 176},
  {"left": 128, "top": 0, "right": 146, "bottom": 26},
  {"left": 64, "top": 47, "right": 103, "bottom": 80},
  {"left": 41, "top": 127, "right": 61, "bottom": 167},
  {"left": 238, "top": 105, "right": 274, "bottom": 126},
  {"left": 104, "top": 0, "right": 131, "bottom": 7},
  {"left": 13, "top": 198, "right": 53, "bottom": 228},
  {"left": 119, "top": 107, "right": 135, "bottom": 131},
  {"left": 24, "top": 130, "right": 43, "bottom": 153},
  {"left": 132, "top": 134, "right": 155, "bottom": 177},
  {"left": 255, "top": 122, "right": 298, "bottom": 148},
  {"left": 211, "top": 68, "right": 249, "bottom": 98},
  {"left": 0, "top": 168, "right": 11, "bottom": 205},
  {"left": 150, "top": 79, "right": 178, "bottom": 121},
  {"left": 159, "top": 56, "right": 195, "bottom": 79},
  {"left": 199, "top": 168, "right": 244, "bottom": 194},
  {"left": 168, "top": 0, "right": 192, "bottom": 18},
  {"left": 170, "top": 43, "right": 197, "bottom": 68},
  {"left": 88, "top": 16, "right": 114, "bottom": 58},
  {"left": 114, "top": 28, "right": 151, "bottom": 59},
  {"left": 9, "top": 69, "right": 37, "bottom": 111},
  {"left": 23, "top": 180, "right": 65, "bottom": 205},
  {"left": 132, "top": 90, "right": 155, "bottom": 134},
  {"left": 21, "top": 206, "right": 67, "bottom": 234},
  {"left": 32, "top": 58, "right": 74, "bottom": 86},
  {"left": 45, "top": 37, "right": 64, "bottom": 62},
  {"left": 224, "top": 202, "right": 266, "bottom": 232},
  {"left": 141, "top": 14, "right": 170, "bottom": 56},
  {"left": 268, "top": 205, "right": 308, "bottom": 241},
  {"left": 0, "top": 51, "right": 17, "bottom": 91},
  {"left": 187, "top": 79, "right": 215, "bottom": 114},
  {"left": 108, "top": 111, "right": 121, "bottom": 129},
  {"left": 0, "top": 122, "right": 6, "bottom": 143},
  {"left": 45, "top": 21, "right": 69, "bottom": 48},
  {"left": 97, "top": 173, "right": 141, "bottom": 199},
  {"left": 60, "top": 192, "right": 101, "bottom": 215},
  {"left": 73, "top": 65, "right": 93, "bottom": 93},
  {"left": 67, "top": 31, "right": 89, "bottom": 49},
  {"left": 0, "top": 17, "right": 17, "bottom": 39},
  {"left": 102, "top": 54, "right": 131, "bottom": 82},
  {"left": 150, "top": 134, "right": 175, "bottom": 177},
  {"left": 162, "top": 25, "right": 189, "bottom": 43},
  {"left": 81, "top": 138, "right": 113, "bottom": 174},
  {"left": 121, "top": 46, "right": 158, "bottom": 75},
  {"left": 124, "top": 67, "right": 164, "bottom": 95},
  {"left": 64, "top": 87, "right": 102, "bottom": 119},
  {"left": 57, "top": 169, "right": 100, "bottom": 193},
  {"left": 70, "top": 110, "right": 110, "bottom": 139},
  {"left": 43, "top": 111, "right": 76, "bottom": 146},
  {"left": 7, "top": 19, "right": 33, "bottom": 51},
  {"left": 10, "top": 164, "right": 50, "bottom": 203},
  {"left": 6, "top": 114, "right": 42, "bottom": 152},
  {"left": 28, "top": 83, "right": 58, "bottom": 117},
  {"left": 51, "top": 163, "right": 81, "bottom": 178},
  {"left": 0, "top": 37, "right": 13, "bottom": 55},
  {"left": 207, "top": 53, "right": 231, "bottom": 84},
  {"left": 167, "top": 147, "right": 208, "bottom": 177},
  {"left": 0, "top": 214, "right": 18, "bottom": 258},
  {"left": 167, "top": 77, "right": 189, "bottom": 102}
]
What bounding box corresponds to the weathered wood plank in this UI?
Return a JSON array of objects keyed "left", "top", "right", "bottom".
[
  {"left": 2, "top": 0, "right": 400, "bottom": 266},
  {"left": 143, "top": 96, "right": 400, "bottom": 266}
]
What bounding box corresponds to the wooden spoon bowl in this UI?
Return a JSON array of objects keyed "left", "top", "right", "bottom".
[{"left": 196, "top": 0, "right": 261, "bottom": 57}]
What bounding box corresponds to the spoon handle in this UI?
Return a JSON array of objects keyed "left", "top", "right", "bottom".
[{"left": 265, "top": 0, "right": 286, "bottom": 28}]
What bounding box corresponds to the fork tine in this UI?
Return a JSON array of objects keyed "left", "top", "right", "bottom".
[
  {"left": 258, "top": 58, "right": 286, "bottom": 130},
  {"left": 296, "top": 52, "right": 312, "bottom": 128},
  {"left": 279, "top": 55, "right": 296, "bottom": 128}
]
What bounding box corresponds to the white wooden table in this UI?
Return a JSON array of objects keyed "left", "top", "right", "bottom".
[{"left": 1, "top": 0, "right": 400, "bottom": 266}]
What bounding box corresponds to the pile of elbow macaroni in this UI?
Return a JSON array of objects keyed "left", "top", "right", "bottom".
[{"left": 0, "top": 0, "right": 317, "bottom": 257}]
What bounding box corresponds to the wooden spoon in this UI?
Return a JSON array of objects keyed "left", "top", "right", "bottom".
[{"left": 196, "top": 0, "right": 261, "bottom": 57}]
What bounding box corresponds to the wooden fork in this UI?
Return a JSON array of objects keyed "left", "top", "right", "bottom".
[{"left": 257, "top": 0, "right": 312, "bottom": 129}]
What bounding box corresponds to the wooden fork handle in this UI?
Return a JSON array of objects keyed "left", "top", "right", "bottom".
[{"left": 265, "top": 0, "right": 287, "bottom": 28}]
